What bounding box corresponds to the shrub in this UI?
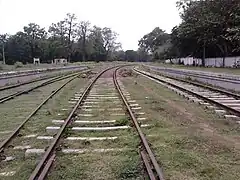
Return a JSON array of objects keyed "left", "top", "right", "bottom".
[{"left": 14, "top": 61, "right": 23, "bottom": 68}]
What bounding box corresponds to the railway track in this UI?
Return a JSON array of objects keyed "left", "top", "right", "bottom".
[
  {"left": 0, "top": 66, "right": 86, "bottom": 80},
  {"left": 143, "top": 65, "right": 240, "bottom": 91},
  {"left": 0, "top": 68, "right": 87, "bottom": 92},
  {"left": 0, "top": 71, "right": 88, "bottom": 103},
  {"left": 0, "top": 69, "right": 92, "bottom": 178},
  {"left": 0, "top": 66, "right": 164, "bottom": 179},
  {"left": 135, "top": 68, "right": 240, "bottom": 121}
]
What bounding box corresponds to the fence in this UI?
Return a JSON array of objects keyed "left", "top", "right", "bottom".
[{"left": 167, "top": 56, "right": 240, "bottom": 67}]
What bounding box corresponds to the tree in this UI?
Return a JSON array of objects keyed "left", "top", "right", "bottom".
[
  {"left": 139, "top": 27, "right": 170, "bottom": 54},
  {"left": 112, "top": 50, "right": 125, "bottom": 61},
  {"left": 0, "top": 34, "right": 8, "bottom": 64},
  {"left": 175, "top": 0, "right": 240, "bottom": 67},
  {"left": 89, "top": 26, "right": 121, "bottom": 61},
  {"left": 77, "top": 21, "right": 91, "bottom": 61},
  {"left": 23, "top": 23, "right": 46, "bottom": 61},
  {"left": 64, "top": 13, "right": 77, "bottom": 62},
  {"left": 125, "top": 50, "right": 138, "bottom": 61},
  {"left": 48, "top": 21, "right": 68, "bottom": 59},
  {"left": 102, "top": 27, "right": 121, "bottom": 60},
  {"left": 0, "top": 12, "right": 123, "bottom": 64}
]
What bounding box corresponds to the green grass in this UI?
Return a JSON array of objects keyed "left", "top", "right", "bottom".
[
  {"left": 114, "top": 118, "right": 130, "bottom": 126},
  {"left": 47, "top": 75, "right": 144, "bottom": 179},
  {"left": 47, "top": 151, "right": 144, "bottom": 180},
  {"left": 0, "top": 76, "right": 89, "bottom": 179},
  {"left": 121, "top": 72, "right": 240, "bottom": 180}
]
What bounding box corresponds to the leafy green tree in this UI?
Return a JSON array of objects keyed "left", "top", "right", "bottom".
[
  {"left": 23, "top": 23, "right": 46, "bottom": 60},
  {"left": 0, "top": 34, "right": 8, "bottom": 64},
  {"left": 125, "top": 50, "right": 138, "bottom": 61},
  {"left": 64, "top": 13, "right": 77, "bottom": 62},
  {"left": 175, "top": 0, "right": 240, "bottom": 66},
  {"left": 139, "top": 27, "right": 170, "bottom": 54},
  {"left": 77, "top": 21, "right": 91, "bottom": 61},
  {"left": 1, "top": 12, "right": 122, "bottom": 64}
]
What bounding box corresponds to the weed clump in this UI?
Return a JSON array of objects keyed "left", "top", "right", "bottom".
[
  {"left": 14, "top": 61, "right": 23, "bottom": 68},
  {"left": 114, "top": 118, "right": 129, "bottom": 126}
]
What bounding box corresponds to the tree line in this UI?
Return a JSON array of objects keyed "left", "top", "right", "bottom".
[
  {"left": 0, "top": 13, "right": 151, "bottom": 64},
  {"left": 139, "top": 0, "right": 240, "bottom": 66},
  {"left": 0, "top": 13, "right": 131, "bottom": 64}
]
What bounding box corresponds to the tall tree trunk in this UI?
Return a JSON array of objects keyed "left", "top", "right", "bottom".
[
  {"left": 217, "top": 43, "right": 228, "bottom": 67},
  {"left": 202, "top": 42, "right": 206, "bottom": 67},
  {"left": 2, "top": 45, "right": 5, "bottom": 64},
  {"left": 82, "top": 54, "right": 85, "bottom": 62},
  {"left": 82, "top": 38, "right": 86, "bottom": 62},
  {"left": 223, "top": 56, "right": 226, "bottom": 67},
  {"left": 222, "top": 43, "right": 228, "bottom": 67}
]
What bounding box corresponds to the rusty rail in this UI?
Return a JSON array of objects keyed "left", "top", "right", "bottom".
[
  {"left": 147, "top": 67, "right": 240, "bottom": 100},
  {"left": 0, "top": 69, "right": 84, "bottom": 92},
  {"left": 135, "top": 68, "right": 240, "bottom": 118},
  {"left": 0, "top": 71, "right": 90, "bottom": 153},
  {"left": 0, "top": 72, "right": 82, "bottom": 103},
  {"left": 28, "top": 67, "right": 115, "bottom": 180},
  {"left": 113, "top": 67, "right": 165, "bottom": 180},
  {"left": 28, "top": 66, "right": 164, "bottom": 180}
]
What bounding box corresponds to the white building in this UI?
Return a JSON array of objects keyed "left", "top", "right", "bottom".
[{"left": 52, "top": 58, "right": 68, "bottom": 64}]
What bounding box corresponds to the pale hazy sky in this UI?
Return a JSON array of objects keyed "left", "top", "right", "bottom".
[{"left": 0, "top": 0, "right": 181, "bottom": 50}]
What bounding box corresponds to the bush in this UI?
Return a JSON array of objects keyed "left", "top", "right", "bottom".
[{"left": 14, "top": 61, "right": 24, "bottom": 68}]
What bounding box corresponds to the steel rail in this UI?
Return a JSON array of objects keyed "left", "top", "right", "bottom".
[
  {"left": 0, "top": 75, "right": 54, "bottom": 91},
  {"left": 0, "top": 72, "right": 40, "bottom": 80},
  {"left": 0, "top": 69, "right": 84, "bottom": 92},
  {"left": 0, "top": 66, "right": 86, "bottom": 80},
  {"left": 148, "top": 68, "right": 240, "bottom": 99},
  {"left": 113, "top": 67, "right": 165, "bottom": 180},
  {"left": 0, "top": 71, "right": 89, "bottom": 153},
  {"left": 28, "top": 67, "right": 115, "bottom": 180},
  {"left": 0, "top": 72, "right": 82, "bottom": 103},
  {"left": 143, "top": 65, "right": 240, "bottom": 83},
  {"left": 135, "top": 68, "right": 240, "bottom": 118}
]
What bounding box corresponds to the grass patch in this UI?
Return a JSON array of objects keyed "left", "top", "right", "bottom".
[
  {"left": 114, "top": 118, "right": 130, "bottom": 126},
  {"left": 48, "top": 151, "right": 144, "bottom": 180},
  {"left": 120, "top": 73, "right": 240, "bottom": 180}
]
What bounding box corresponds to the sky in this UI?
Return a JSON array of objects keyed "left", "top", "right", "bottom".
[{"left": 0, "top": 0, "right": 181, "bottom": 50}]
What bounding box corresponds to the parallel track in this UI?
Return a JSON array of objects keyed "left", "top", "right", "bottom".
[
  {"left": 0, "top": 66, "right": 86, "bottom": 80},
  {"left": 0, "top": 71, "right": 87, "bottom": 103},
  {"left": 27, "top": 66, "right": 164, "bottom": 180},
  {"left": 0, "top": 72, "right": 84, "bottom": 153},
  {"left": 143, "top": 65, "right": 240, "bottom": 92},
  {"left": 135, "top": 68, "right": 240, "bottom": 118},
  {"left": 0, "top": 70, "right": 82, "bottom": 92},
  {"left": 144, "top": 65, "right": 240, "bottom": 83}
]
